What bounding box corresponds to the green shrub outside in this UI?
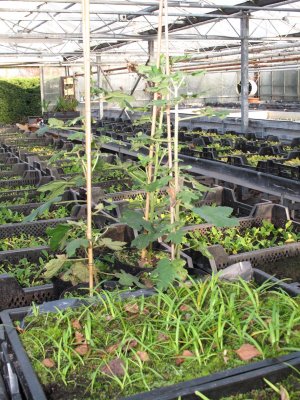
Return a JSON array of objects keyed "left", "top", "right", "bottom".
[{"left": 0, "top": 77, "right": 41, "bottom": 124}]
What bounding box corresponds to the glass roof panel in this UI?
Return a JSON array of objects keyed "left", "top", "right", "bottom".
[{"left": 0, "top": 0, "right": 299, "bottom": 65}]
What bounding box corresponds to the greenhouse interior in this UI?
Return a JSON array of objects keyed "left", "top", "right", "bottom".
[{"left": 1, "top": 0, "right": 300, "bottom": 399}]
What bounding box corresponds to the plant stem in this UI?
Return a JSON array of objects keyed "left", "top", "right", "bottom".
[
  {"left": 142, "top": 0, "right": 164, "bottom": 261},
  {"left": 163, "top": 0, "right": 175, "bottom": 259},
  {"left": 82, "top": 0, "right": 95, "bottom": 295},
  {"left": 173, "top": 83, "right": 181, "bottom": 258}
]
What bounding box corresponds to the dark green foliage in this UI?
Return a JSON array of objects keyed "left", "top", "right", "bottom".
[{"left": 0, "top": 77, "right": 41, "bottom": 124}]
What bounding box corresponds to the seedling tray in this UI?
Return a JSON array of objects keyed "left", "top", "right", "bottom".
[
  {"left": 0, "top": 153, "right": 17, "bottom": 163},
  {"left": 0, "top": 163, "right": 33, "bottom": 179},
  {"left": 185, "top": 203, "right": 300, "bottom": 270},
  {"left": 0, "top": 170, "right": 52, "bottom": 191},
  {"left": 0, "top": 188, "right": 80, "bottom": 217},
  {"left": 0, "top": 223, "right": 137, "bottom": 311},
  {"left": 0, "top": 246, "right": 61, "bottom": 311},
  {"left": 263, "top": 159, "right": 300, "bottom": 181},
  {"left": 0, "top": 188, "right": 43, "bottom": 204},
  {"left": 100, "top": 186, "right": 260, "bottom": 220},
  {"left": 0, "top": 217, "right": 72, "bottom": 240},
  {"left": 1, "top": 278, "right": 300, "bottom": 400},
  {"left": 1, "top": 137, "right": 52, "bottom": 148}
]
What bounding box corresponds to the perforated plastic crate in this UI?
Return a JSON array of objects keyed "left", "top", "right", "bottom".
[{"left": 184, "top": 203, "right": 300, "bottom": 270}]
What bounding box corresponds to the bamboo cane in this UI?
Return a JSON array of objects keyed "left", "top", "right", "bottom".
[
  {"left": 82, "top": 0, "right": 95, "bottom": 295},
  {"left": 163, "top": 0, "right": 176, "bottom": 260},
  {"left": 142, "top": 0, "right": 164, "bottom": 260}
]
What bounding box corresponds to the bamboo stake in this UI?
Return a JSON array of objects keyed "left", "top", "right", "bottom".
[
  {"left": 142, "top": 0, "right": 164, "bottom": 260},
  {"left": 163, "top": 0, "right": 175, "bottom": 260},
  {"left": 82, "top": 0, "right": 94, "bottom": 295}
]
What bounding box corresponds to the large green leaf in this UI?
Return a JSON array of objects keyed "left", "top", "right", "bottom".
[
  {"left": 68, "top": 131, "right": 85, "bottom": 141},
  {"left": 43, "top": 256, "right": 67, "bottom": 279},
  {"left": 115, "top": 270, "right": 145, "bottom": 289},
  {"left": 48, "top": 118, "right": 65, "bottom": 128},
  {"left": 66, "top": 238, "right": 89, "bottom": 257},
  {"left": 64, "top": 261, "right": 90, "bottom": 285},
  {"left": 151, "top": 258, "right": 186, "bottom": 290},
  {"left": 166, "top": 229, "right": 185, "bottom": 245},
  {"left": 36, "top": 126, "right": 50, "bottom": 136},
  {"left": 195, "top": 242, "right": 213, "bottom": 259},
  {"left": 192, "top": 206, "right": 238, "bottom": 227},
  {"left": 177, "top": 189, "right": 199, "bottom": 208},
  {"left": 131, "top": 233, "right": 160, "bottom": 250},
  {"left": 121, "top": 210, "right": 152, "bottom": 231},
  {"left": 150, "top": 99, "right": 168, "bottom": 107},
  {"left": 65, "top": 116, "right": 85, "bottom": 126},
  {"left": 47, "top": 224, "right": 70, "bottom": 251},
  {"left": 99, "top": 238, "right": 126, "bottom": 251},
  {"left": 38, "top": 178, "right": 83, "bottom": 199},
  {"left": 23, "top": 196, "right": 61, "bottom": 222},
  {"left": 71, "top": 262, "right": 90, "bottom": 283},
  {"left": 146, "top": 176, "right": 171, "bottom": 192},
  {"left": 38, "top": 180, "right": 71, "bottom": 199}
]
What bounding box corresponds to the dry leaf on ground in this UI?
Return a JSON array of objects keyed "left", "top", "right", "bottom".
[
  {"left": 179, "top": 304, "right": 190, "bottom": 312},
  {"left": 124, "top": 303, "right": 139, "bottom": 314},
  {"left": 158, "top": 332, "right": 169, "bottom": 341},
  {"left": 74, "top": 331, "right": 86, "bottom": 344},
  {"left": 136, "top": 351, "right": 150, "bottom": 362},
  {"left": 106, "top": 343, "right": 120, "bottom": 354},
  {"left": 42, "top": 358, "right": 55, "bottom": 368},
  {"left": 101, "top": 358, "right": 125, "bottom": 377},
  {"left": 123, "top": 339, "right": 138, "bottom": 351},
  {"left": 235, "top": 344, "right": 261, "bottom": 361},
  {"left": 75, "top": 344, "right": 89, "bottom": 356},
  {"left": 72, "top": 319, "right": 82, "bottom": 330},
  {"left": 175, "top": 350, "right": 194, "bottom": 365}
]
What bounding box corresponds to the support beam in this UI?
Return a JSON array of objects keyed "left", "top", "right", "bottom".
[
  {"left": 148, "top": 40, "right": 155, "bottom": 62},
  {"left": 39, "top": 66, "right": 45, "bottom": 113},
  {"left": 96, "top": 55, "right": 103, "bottom": 120},
  {"left": 240, "top": 13, "right": 249, "bottom": 134}
]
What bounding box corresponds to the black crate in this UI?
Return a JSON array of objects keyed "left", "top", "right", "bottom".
[
  {"left": 184, "top": 203, "right": 300, "bottom": 270},
  {"left": 1, "top": 281, "right": 300, "bottom": 400}
]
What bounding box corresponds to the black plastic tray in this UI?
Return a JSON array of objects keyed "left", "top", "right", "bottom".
[
  {"left": 0, "top": 217, "right": 72, "bottom": 240},
  {"left": 0, "top": 278, "right": 300, "bottom": 400},
  {"left": 184, "top": 203, "right": 300, "bottom": 270},
  {"left": 0, "top": 188, "right": 80, "bottom": 218},
  {"left": 0, "top": 170, "right": 52, "bottom": 190},
  {"left": 0, "top": 163, "right": 32, "bottom": 179}
]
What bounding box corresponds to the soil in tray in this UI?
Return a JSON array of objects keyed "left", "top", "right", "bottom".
[
  {"left": 18, "top": 278, "right": 300, "bottom": 400},
  {"left": 257, "top": 255, "right": 300, "bottom": 283},
  {"left": 219, "top": 373, "right": 300, "bottom": 399}
]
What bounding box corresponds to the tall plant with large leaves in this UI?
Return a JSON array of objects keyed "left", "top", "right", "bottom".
[{"left": 125, "top": 61, "right": 237, "bottom": 288}]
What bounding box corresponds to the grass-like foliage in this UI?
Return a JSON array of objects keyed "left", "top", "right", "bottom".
[{"left": 19, "top": 277, "right": 300, "bottom": 399}]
